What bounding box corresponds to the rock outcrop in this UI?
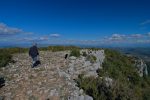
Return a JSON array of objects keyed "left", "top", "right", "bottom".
[
  {"left": 0, "top": 50, "right": 105, "bottom": 100},
  {"left": 134, "top": 58, "right": 148, "bottom": 77}
]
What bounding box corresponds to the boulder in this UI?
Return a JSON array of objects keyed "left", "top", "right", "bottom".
[
  {"left": 84, "top": 95, "right": 93, "bottom": 100},
  {"left": 104, "top": 77, "right": 113, "bottom": 87},
  {"left": 70, "top": 56, "right": 77, "bottom": 60}
]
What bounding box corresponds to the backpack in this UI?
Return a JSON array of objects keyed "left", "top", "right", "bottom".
[{"left": 0, "top": 77, "right": 5, "bottom": 88}]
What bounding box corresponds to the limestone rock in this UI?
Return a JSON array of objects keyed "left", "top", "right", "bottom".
[
  {"left": 69, "top": 56, "right": 77, "bottom": 60},
  {"left": 135, "top": 58, "right": 148, "bottom": 77},
  {"left": 0, "top": 50, "right": 104, "bottom": 99},
  {"left": 104, "top": 77, "right": 113, "bottom": 87},
  {"left": 84, "top": 95, "right": 93, "bottom": 100}
]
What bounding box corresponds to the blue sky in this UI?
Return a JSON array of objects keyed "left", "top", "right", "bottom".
[{"left": 0, "top": 0, "right": 150, "bottom": 47}]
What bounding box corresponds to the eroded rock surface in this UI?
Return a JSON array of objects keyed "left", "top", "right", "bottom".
[
  {"left": 134, "top": 58, "right": 148, "bottom": 77},
  {"left": 0, "top": 50, "right": 105, "bottom": 100}
]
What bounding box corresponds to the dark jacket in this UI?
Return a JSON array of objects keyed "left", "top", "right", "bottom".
[{"left": 29, "top": 45, "right": 39, "bottom": 58}]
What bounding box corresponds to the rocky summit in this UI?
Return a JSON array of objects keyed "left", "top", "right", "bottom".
[{"left": 0, "top": 50, "right": 105, "bottom": 100}]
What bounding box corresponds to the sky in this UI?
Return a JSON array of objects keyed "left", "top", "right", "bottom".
[{"left": 0, "top": 0, "right": 150, "bottom": 47}]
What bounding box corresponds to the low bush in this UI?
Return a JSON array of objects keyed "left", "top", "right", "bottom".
[
  {"left": 82, "top": 52, "right": 87, "bottom": 57},
  {"left": 70, "top": 49, "right": 80, "bottom": 57},
  {"left": 76, "top": 49, "right": 150, "bottom": 100},
  {"left": 86, "top": 55, "right": 97, "bottom": 63},
  {"left": 0, "top": 48, "right": 28, "bottom": 68},
  {"left": 40, "top": 46, "right": 80, "bottom": 52},
  {"left": 0, "top": 52, "right": 12, "bottom": 67}
]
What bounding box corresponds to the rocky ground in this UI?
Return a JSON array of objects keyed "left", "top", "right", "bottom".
[{"left": 0, "top": 50, "right": 105, "bottom": 100}]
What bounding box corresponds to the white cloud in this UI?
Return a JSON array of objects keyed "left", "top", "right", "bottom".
[
  {"left": 103, "top": 33, "right": 150, "bottom": 44},
  {"left": 108, "top": 33, "right": 145, "bottom": 41},
  {"left": 25, "top": 32, "right": 34, "bottom": 35},
  {"left": 19, "top": 36, "right": 49, "bottom": 42},
  {"left": 1, "top": 22, "right": 149, "bottom": 46},
  {"left": 130, "top": 34, "right": 143, "bottom": 38},
  {"left": 147, "top": 32, "right": 150, "bottom": 36},
  {"left": 107, "top": 34, "right": 126, "bottom": 41},
  {"left": 140, "top": 20, "right": 150, "bottom": 25},
  {"left": 136, "top": 39, "right": 150, "bottom": 43},
  {"left": 39, "top": 36, "right": 49, "bottom": 41},
  {"left": 50, "top": 33, "right": 60, "bottom": 37},
  {"left": 0, "top": 23, "right": 23, "bottom": 35},
  {"left": 112, "top": 34, "right": 125, "bottom": 39}
]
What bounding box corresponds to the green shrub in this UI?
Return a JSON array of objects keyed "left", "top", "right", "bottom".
[
  {"left": 0, "top": 47, "right": 28, "bottom": 68},
  {"left": 96, "top": 68, "right": 105, "bottom": 77},
  {"left": 3, "top": 48, "right": 28, "bottom": 54},
  {"left": 0, "top": 52, "right": 12, "bottom": 67},
  {"left": 76, "top": 74, "right": 135, "bottom": 100},
  {"left": 40, "top": 46, "right": 80, "bottom": 52},
  {"left": 76, "top": 49, "right": 150, "bottom": 100},
  {"left": 142, "top": 87, "right": 150, "bottom": 100},
  {"left": 82, "top": 52, "right": 87, "bottom": 57},
  {"left": 87, "top": 48, "right": 100, "bottom": 51},
  {"left": 70, "top": 49, "right": 80, "bottom": 57},
  {"left": 86, "top": 55, "right": 97, "bottom": 63}
]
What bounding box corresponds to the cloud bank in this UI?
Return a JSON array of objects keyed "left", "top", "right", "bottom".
[
  {"left": 104, "top": 33, "right": 150, "bottom": 44},
  {"left": 0, "top": 22, "right": 150, "bottom": 46},
  {"left": 50, "top": 34, "right": 61, "bottom": 38},
  {"left": 0, "top": 23, "right": 22, "bottom": 35},
  {"left": 140, "top": 20, "right": 150, "bottom": 25}
]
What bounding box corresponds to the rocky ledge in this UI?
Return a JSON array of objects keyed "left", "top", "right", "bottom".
[{"left": 0, "top": 50, "right": 105, "bottom": 100}]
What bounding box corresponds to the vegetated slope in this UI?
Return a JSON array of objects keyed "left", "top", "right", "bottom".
[
  {"left": 116, "top": 47, "right": 150, "bottom": 77},
  {"left": 76, "top": 49, "right": 150, "bottom": 100},
  {"left": 0, "top": 48, "right": 28, "bottom": 68}
]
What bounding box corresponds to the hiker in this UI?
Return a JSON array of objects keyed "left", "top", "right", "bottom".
[{"left": 29, "top": 43, "right": 40, "bottom": 68}]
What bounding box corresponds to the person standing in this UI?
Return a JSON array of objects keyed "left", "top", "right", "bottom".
[{"left": 29, "top": 43, "right": 39, "bottom": 68}]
